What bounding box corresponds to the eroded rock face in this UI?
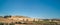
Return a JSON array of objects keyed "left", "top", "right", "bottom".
[
  {"left": 0, "top": 16, "right": 39, "bottom": 23},
  {"left": 8, "top": 16, "right": 38, "bottom": 22}
]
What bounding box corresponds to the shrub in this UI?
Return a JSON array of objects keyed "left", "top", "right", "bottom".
[
  {"left": 0, "top": 22, "right": 4, "bottom": 25},
  {"left": 9, "top": 23, "right": 15, "bottom": 25}
]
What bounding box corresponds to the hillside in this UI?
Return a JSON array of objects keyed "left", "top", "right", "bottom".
[{"left": 0, "top": 16, "right": 34, "bottom": 23}]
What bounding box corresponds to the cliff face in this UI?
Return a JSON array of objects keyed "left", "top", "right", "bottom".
[
  {"left": 0, "top": 16, "right": 38, "bottom": 23},
  {"left": 8, "top": 16, "right": 38, "bottom": 22},
  {"left": 0, "top": 18, "right": 13, "bottom": 23}
]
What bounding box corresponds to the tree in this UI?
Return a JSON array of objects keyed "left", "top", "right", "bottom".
[
  {"left": 33, "top": 19, "right": 35, "bottom": 22},
  {"left": 26, "top": 19, "right": 28, "bottom": 21},
  {"left": 4, "top": 15, "right": 11, "bottom": 18}
]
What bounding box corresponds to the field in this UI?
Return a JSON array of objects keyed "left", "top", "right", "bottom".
[{"left": 15, "top": 22, "right": 60, "bottom": 25}]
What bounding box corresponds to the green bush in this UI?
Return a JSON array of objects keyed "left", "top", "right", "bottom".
[
  {"left": 0, "top": 22, "right": 4, "bottom": 25},
  {"left": 9, "top": 23, "right": 15, "bottom": 25}
]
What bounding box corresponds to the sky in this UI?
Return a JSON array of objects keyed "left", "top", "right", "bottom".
[{"left": 0, "top": 0, "right": 60, "bottom": 19}]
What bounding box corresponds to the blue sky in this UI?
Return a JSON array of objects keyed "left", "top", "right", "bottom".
[{"left": 0, "top": 0, "right": 60, "bottom": 19}]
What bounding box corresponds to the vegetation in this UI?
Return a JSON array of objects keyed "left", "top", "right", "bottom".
[
  {"left": 0, "top": 22, "right": 4, "bottom": 25},
  {"left": 4, "top": 15, "right": 11, "bottom": 18},
  {"left": 9, "top": 23, "right": 15, "bottom": 25},
  {"left": 33, "top": 21, "right": 58, "bottom": 24}
]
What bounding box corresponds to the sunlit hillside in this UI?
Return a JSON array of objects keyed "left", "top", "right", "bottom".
[{"left": 0, "top": 16, "right": 38, "bottom": 23}]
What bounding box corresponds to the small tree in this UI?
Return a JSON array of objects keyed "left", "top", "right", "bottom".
[
  {"left": 38, "top": 19, "right": 40, "bottom": 22},
  {"left": 23, "top": 19, "right": 24, "bottom": 21},
  {"left": 26, "top": 19, "right": 28, "bottom": 21},
  {"left": 33, "top": 19, "right": 35, "bottom": 22}
]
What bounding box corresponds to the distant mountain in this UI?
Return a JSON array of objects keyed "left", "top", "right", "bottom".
[{"left": 0, "top": 16, "right": 3, "bottom": 18}]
